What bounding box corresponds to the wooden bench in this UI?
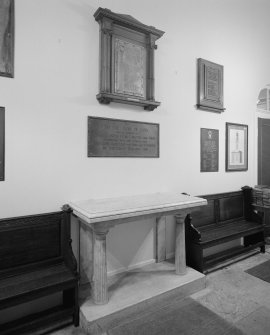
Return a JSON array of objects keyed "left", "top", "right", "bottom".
[
  {"left": 0, "top": 206, "right": 79, "bottom": 335},
  {"left": 185, "top": 186, "right": 265, "bottom": 273}
]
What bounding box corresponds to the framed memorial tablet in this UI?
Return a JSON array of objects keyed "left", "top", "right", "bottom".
[
  {"left": 88, "top": 116, "right": 159, "bottom": 158},
  {"left": 94, "top": 7, "right": 164, "bottom": 111},
  {"left": 0, "top": 0, "right": 14, "bottom": 78},
  {"left": 200, "top": 128, "right": 219, "bottom": 172},
  {"left": 0, "top": 107, "right": 5, "bottom": 180},
  {"left": 197, "top": 58, "right": 225, "bottom": 113},
  {"left": 226, "top": 123, "right": 248, "bottom": 171}
]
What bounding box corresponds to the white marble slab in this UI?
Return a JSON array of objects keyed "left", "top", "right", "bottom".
[{"left": 69, "top": 192, "right": 207, "bottom": 224}]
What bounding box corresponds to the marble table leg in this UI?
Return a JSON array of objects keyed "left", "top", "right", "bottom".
[
  {"left": 175, "top": 212, "right": 188, "bottom": 275},
  {"left": 156, "top": 216, "right": 166, "bottom": 262},
  {"left": 92, "top": 229, "right": 109, "bottom": 304}
]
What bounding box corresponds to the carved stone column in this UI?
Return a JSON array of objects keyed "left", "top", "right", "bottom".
[
  {"left": 92, "top": 229, "right": 109, "bottom": 304},
  {"left": 79, "top": 222, "right": 93, "bottom": 285},
  {"left": 148, "top": 34, "right": 157, "bottom": 102},
  {"left": 175, "top": 211, "right": 188, "bottom": 275},
  {"left": 156, "top": 216, "right": 166, "bottom": 262}
]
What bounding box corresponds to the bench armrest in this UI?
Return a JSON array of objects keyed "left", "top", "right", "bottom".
[
  {"left": 185, "top": 214, "right": 201, "bottom": 241},
  {"left": 251, "top": 208, "right": 265, "bottom": 225}
]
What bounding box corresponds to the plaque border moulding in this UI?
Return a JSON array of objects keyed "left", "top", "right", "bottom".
[
  {"left": 197, "top": 58, "right": 225, "bottom": 113},
  {"left": 94, "top": 7, "right": 165, "bottom": 111}
]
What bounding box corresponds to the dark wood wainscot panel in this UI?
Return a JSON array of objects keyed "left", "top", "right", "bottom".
[
  {"left": 88, "top": 116, "right": 159, "bottom": 158},
  {"left": 94, "top": 7, "right": 164, "bottom": 111}
]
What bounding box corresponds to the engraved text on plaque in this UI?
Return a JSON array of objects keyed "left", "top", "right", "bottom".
[
  {"left": 200, "top": 128, "right": 219, "bottom": 172},
  {"left": 88, "top": 117, "right": 159, "bottom": 157}
]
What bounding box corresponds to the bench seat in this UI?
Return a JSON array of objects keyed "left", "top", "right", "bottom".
[
  {"left": 199, "top": 220, "right": 264, "bottom": 246},
  {"left": 0, "top": 306, "right": 75, "bottom": 335},
  {"left": 186, "top": 187, "right": 265, "bottom": 273},
  {"left": 0, "top": 263, "right": 77, "bottom": 309}
]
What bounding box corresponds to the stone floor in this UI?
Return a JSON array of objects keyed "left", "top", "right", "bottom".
[{"left": 50, "top": 247, "right": 270, "bottom": 335}]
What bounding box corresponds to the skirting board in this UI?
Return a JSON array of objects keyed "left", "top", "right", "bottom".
[
  {"left": 108, "top": 258, "right": 156, "bottom": 277},
  {"left": 166, "top": 252, "right": 175, "bottom": 260}
]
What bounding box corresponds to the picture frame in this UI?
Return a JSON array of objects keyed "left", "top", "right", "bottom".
[
  {"left": 0, "top": 0, "right": 14, "bottom": 78},
  {"left": 197, "top": 58, "right": 225, "bottom": 113},
  {"left": 0, "top": 107, "right": 5, "bottom": 181},
  {"left": 226, "top": 122, "right": 248, "bottom": 171},
  {"left": 94, "top": 7, "right": 164, "bottom": 111}
]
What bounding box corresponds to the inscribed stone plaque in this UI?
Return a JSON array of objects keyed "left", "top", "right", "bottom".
[
  {"left": 0, "top": 107, "right": 4, "bottom": 180},
  {"left": 200, "top": 128, "right": 219, "bottom": 172},
  {"left": 88, "top": 117, "right": 159, "bottom": 157},
  {"left": 205, "top": 65, "right": 220, "bottom": 101},
  {"left": 114, "top": 38, "right": 146, "bottom": 98}
]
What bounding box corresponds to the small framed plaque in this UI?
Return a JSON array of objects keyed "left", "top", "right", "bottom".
[
  {"left": 200, "top": 128, "right": 219, "bottom": 172},
  {"left": 0, "top": 107, "right": 5, "bottom": 181},
  {"left": 226, "top": 122, "right": 248, "bottom": 171},
  {"left": 0, "top": 0, "right": 14, "bottom": 78},
  {"left": 88, "top": 116, "right": 159, "bottom": 158},
  {"left": 197, "top": 58, "right": 225, "bottom": 113}
]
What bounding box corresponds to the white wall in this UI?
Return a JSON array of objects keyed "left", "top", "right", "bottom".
[{"left": 1, "top": 0, "right": 270, "bottom": 274}]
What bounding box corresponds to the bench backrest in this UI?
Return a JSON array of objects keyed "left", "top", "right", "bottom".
[
  {"left": 190, "top": 191, "right": 245, "bottom": 228},
  {"left": 0, "top": 211, "right": 70, "bottom": 276}
]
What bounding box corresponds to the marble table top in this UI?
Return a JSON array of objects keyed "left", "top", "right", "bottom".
[{"left": 69, "top": 192, "right": 207, "bottom": 225}]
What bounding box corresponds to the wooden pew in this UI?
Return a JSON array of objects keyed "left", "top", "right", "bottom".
[
  {"left": 0, "top": 207, "right": 79, "bottom": 334},
  {"left": 185, "top": 186, "right": 265, "bottom": 273}
]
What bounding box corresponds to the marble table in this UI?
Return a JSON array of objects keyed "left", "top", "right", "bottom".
[{"left": 69, "top": 192, "right": 207, "bottom": 304}]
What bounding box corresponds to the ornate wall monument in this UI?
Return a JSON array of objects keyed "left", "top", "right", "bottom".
[{"left": 94, "top": 7, "right": 164, "bottom": 111}]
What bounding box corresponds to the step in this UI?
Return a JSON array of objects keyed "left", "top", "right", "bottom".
[{"left": 79, "top": 260, "right": 205, "bottom": 334}]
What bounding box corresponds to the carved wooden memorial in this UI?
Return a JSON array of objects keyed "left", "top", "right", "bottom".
[
  {"left": 94, "top": 7, "right": 164, "bottom": 111},
  {"left": 197, "top": 58, "right": 225, "bottom": 113}
]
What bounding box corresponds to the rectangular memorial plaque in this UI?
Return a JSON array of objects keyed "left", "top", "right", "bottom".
[
  {"left": 200, "top": 128, "right": 219, "bottom": 172},
  {"left": 197, "top": 58, "right": 225, "bottom": 113},
  {"left": 88, "top": 117, "right": 159, "bottom": 158},
  {"left": 114, "top": 38, "right": 146, "bottom": 98},
  {"left": 0, "top": 107, "right": 5, "bottom": 180}
]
